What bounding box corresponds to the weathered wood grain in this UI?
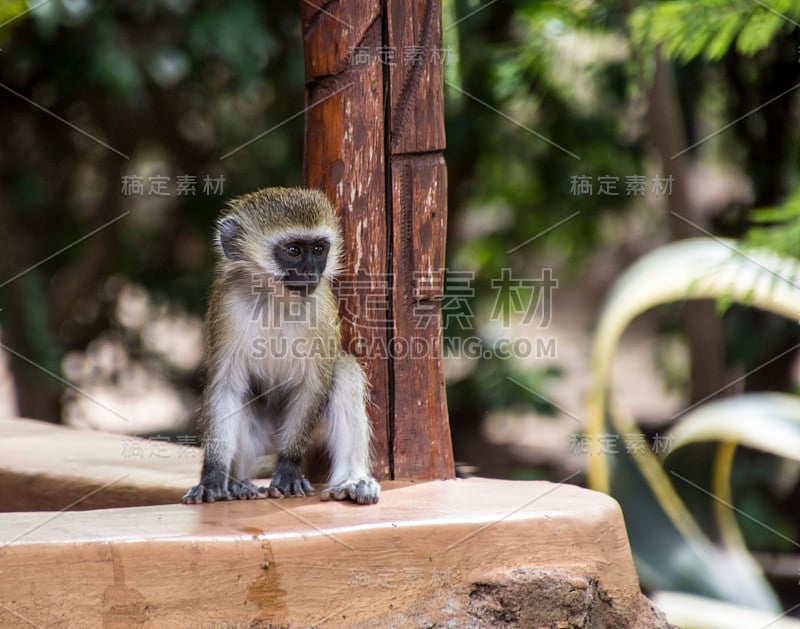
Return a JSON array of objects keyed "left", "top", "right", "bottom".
[
  {"left": 386, "top": 0, "right": 446, "bottom": 154},
  {"left": 390, "top": 154, "right": 452, "bottom": 479},
  {"left": 300, "top": 0, "right": 453, "bottom": 481},
  {"left": 301, "top": 2, "right": 391, "bottom": 478}
]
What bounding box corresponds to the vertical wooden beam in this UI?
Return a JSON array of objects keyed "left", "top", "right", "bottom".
[
  {"left": 385, "top": 1, "right": 451, "bottom": 479},
  {"left": 300, "top": 0, "right": 454, "bottom": 480},
  {"left": 299, "top": 1, "right": 391, "bottom": 479}
]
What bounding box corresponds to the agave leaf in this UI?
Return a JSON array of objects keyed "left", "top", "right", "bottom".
[
  {"left": 598, "top": 407, "right": 780, "bottom": 609},
  {"left": 652, "top": 591, "right": 800, "bottom": 629},
  {"left": 665, "top": 393, "right": 800, "bottom": 554},
  {"left": 668, "top": 393, "right": 800, "bottom": 461},
  {"left": 585, "top": 238, "right": 800, "bottom": 609},
  {"left": 587, "top": 238, "right": 800, "bottom": 490},
  {"left": 603, "top": 418, "right": 779, "bottom": 607}
]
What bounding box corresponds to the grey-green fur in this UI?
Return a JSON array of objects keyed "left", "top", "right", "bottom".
[{"left": 221, "top": 187, "right": 335, "bottom": 232}]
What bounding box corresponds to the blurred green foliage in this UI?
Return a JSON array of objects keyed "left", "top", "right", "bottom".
[
  {"left": 629, "top": 0, "right": 800, "bottom": 62},
  {"left": 446, "top": 0, "right": 643, "bottom": 280},
  {"left": 0, "top": 0, "right": 306, "bottom": 418},
  {"left": 0, "top": 0, "right": 655, "bottom": 423},
  {"left": 745, "top": 188, "right": 800, "bottom": 258}
]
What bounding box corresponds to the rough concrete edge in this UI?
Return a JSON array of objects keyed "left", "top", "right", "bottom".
[{"left": 350, "top": 568, "right": 676, "bottom": 629}]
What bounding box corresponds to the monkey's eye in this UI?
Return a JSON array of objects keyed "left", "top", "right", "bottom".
[
  {"left": 286, "top": 244, "right": 302, "bottom": 257},
  {"left": 312, "top": 242, "right": 327, "bottom": 256}
]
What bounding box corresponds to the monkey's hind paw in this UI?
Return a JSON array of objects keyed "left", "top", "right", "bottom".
[
  {"left": 181, "top": 483, "right": 231, "bottom": 504},
  {"left": 229, "top": 479, "right": 267, "bottom": 500},
  {"left": 321, "top": 477, "right": 380, "bottom": 505}
]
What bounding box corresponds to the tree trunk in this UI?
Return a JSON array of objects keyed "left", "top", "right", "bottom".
[{"left": 646, "top": 54, "right": 727, "bottom": 406}]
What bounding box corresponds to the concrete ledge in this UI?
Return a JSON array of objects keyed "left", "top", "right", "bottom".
[
  {"left": 0, "top": 416, "right": 412, "bottom": 511},
  {"left": 0, "top": 478, "right": 673, "bottom": 628},
  {"left": 0, "top": 417, "right": 672, "bottom": 627},
  {"left": 0, "top": 416, "right": 199, "bottom": 511}
]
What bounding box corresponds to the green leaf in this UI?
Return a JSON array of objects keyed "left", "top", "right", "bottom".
[
  {"left": 736, "top": 12, "right": 785, "bottom": 56},
  {"left": 629, "top": 0, "right": 800, "bottom": 63},
  {"left": 705, "top": 12, "right": 743, "bottom": 60},
  {"left": 0, "top": 1, "right": 27, "bottom": 29},
  {"left": 745, "top": 188, "right": 800, "bottom": 258}
]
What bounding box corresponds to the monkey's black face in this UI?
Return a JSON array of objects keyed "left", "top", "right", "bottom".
[{"left": 275, "top": 238, "right": 330, "bottom": 295}]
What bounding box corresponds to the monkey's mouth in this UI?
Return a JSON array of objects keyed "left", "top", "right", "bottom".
[
  {"left": 283, "top": 274, "right": 319, "bottom": 296},
  {"left": 285, "top": 283, "right": 317, "bottom": 296}
]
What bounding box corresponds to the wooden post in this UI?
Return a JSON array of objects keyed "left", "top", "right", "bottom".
[{"left": 300, "top": 1, "right": 453, "bottom": 480}]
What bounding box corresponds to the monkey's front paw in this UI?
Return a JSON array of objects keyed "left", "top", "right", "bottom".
[
  {"left": 182, "top": 483, "right": 231, "bottom": 504},
  {"left": 229, "top": 479, "right": 267, "bottom": 500},
  {"left": 266, "top": 457, "right": 315, "bottom": 498},
  {"left": 266, "top": 476, "right": 314, "bottom": 498},
  {"left": 321, "top": 477, "right": 380, "bottom": 505}
]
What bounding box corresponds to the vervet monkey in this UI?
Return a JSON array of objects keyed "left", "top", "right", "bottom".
[{"left": 182, "top": 187, "right": 380, "bottom": 505}]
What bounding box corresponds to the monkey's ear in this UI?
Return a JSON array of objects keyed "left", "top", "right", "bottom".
[{"left": 219, "top": 216, "right": 245, "bottom": 261}]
